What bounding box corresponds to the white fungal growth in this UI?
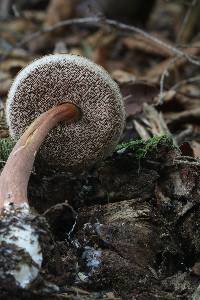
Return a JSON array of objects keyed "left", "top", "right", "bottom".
[
  {"left": 76, "top": 246, "right": 102, "bottom": 284},
  {"left": 1, "top": 222, "right": 42, "bottom": 267},
  {"left": 82, "top": 246, "right": 102, "bottom": 271},
  {"left": 10, "top": 264, "right": 39, "bottom": 289},
  {"left": 0, "top": 203, "right": 43, "bottom": 288}
]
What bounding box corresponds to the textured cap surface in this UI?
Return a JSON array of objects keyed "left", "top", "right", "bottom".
[{"left": 7, "top": 54, "right": 125, "bottom": 170}]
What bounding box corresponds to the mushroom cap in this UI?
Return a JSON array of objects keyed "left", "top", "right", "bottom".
[{"left": 6, "top": 54, "right": 125, "bottom": 170}]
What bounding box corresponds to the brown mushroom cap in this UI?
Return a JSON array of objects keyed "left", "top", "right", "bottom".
[{"left": 6, "top": 54, "right": 125, "bottom": 170}]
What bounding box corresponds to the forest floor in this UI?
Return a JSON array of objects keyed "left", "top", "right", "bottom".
[{"left": 0, "top": 0, "right": 200, "bottom": 299}]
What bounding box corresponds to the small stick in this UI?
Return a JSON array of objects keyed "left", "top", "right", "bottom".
[
  {"left": 1, "top": 17, "right": 200, "bottom": 67},
  {"left": 17, "top": 17, "right": 199, "bottom": 66},
  {"left": 0, "top": 103, "right": 80, "bottom": 209}
]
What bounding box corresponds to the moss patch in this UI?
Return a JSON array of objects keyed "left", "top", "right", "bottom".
[
  {"left": 0, "top": 138, "right": 15, "bottom": 166},
  {"left": 116, "top": 135, "right": 174, "bottom": 160}
]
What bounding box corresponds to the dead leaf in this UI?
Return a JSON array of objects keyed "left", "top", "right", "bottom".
[
  {"left": 46, "top": 0, "right": 75, "bottom": 26},
  {"left": 179, "top": 142, "right": 194, "bottom": 157},
  {"left": 191, "top": 141, "right": 200, "bottom": 159},
  {"left": 112, "top": 70, "right": 136, "bottom": 83},
  {"left": 122, "top": 33, "right": 174, "bottom": 57},
  {"left": 147, "top": 41, "right": 200, "bottom": 80},
  {"left": 120, "top": 81, "right": 159, "bottom": 117}
]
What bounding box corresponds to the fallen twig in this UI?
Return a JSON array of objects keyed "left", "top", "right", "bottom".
[
  {"left": 177, "top": 0, "right": 200, "bottom": 44},
  {"left": 166, "top": 107, "right": 200, "bottom": 126},
  {"left": 147, "top": 41, "right": 200, "bottom": 80},
  {"left": 171, "top": 75, "right": 200, "bottom": 90},
  {"left": 174, "top": 158, "right": 200, "bottom": 167},
  {"left": 12, "top": 17, "right": 200, "bottom": 67}
]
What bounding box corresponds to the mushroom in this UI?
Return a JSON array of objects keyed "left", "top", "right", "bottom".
[
  {"left": 0, "top": 103, "right": 80, "bottom": 208},
  {"left": 7, "top": 54, "right": 125, "bottom": 170},
  {"left": 0, "top": 54, "right": 125, "bottom": 288},
  {"left": 0, "top": 103, "right": 80, "bottom": 288}
]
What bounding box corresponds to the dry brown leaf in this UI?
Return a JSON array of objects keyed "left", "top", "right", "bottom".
[
  {"left": 147, "top": 41, "right": 200, "bottom": 80},
  {"left": 191, "top": 141, "right": 200, "bottom": 159},
  {"left": 112, "top": 70, "right": 136, "bottom": 83},
  {"left": 165, "top": 108, "right": 200, "bottom": 126},
  {"left": 133, "top": 119, "right": 151, "bottom": 140},
  {"left": 122, "top": 33, "right": 174, "bottom": 57},
  {"left": 0, "top": 58, "right": 28, "bottom": 73},
  {"left": 179, "top": 142, "right": 194, "bottom": 157},
  {"left": 143, "top": 103, "right": 172, "bottom": 137},
  {"left": 120, "top": 81, "right": 159, "bottom": 117},
  {"left": 46, "top": 0, "right": 75, "bottom": 26}
]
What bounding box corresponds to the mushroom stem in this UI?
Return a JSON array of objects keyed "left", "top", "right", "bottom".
[{"left": 0, "top": 103, "right": 80, "bottom": 210}]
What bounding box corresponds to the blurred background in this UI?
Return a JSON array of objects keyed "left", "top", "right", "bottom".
[{"left": 0, "top": 0, "right": 200, "bottom": 156}]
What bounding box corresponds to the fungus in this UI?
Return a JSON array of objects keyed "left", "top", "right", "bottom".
[
  {"left": 0, "top": 54, "right": 125, "bottom": 288},
  {"left": 7, "top": 54, "right": 125, "bottom": 170},
  {"left": 0, "top": 103, "right": 80, "bottom": 288},
  {"left": 0, "top": 103, "right": 80, "bottom": 208}
]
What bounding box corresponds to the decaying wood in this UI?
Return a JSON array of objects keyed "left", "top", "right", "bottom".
[{"left": 19, "top": 138, "right": 200, "bottom": 299}]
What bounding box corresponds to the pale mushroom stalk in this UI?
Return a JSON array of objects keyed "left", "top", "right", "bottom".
[
  {"left": 0, "top": 102, "right": 80, "bottom": 209},
  {"left": 0, "top": 103, "right": 80, "bottom": 289}
]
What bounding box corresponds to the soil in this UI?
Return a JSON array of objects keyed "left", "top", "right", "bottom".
[{"left": 1, "top": 137, "right": 200, "bottom": 299}]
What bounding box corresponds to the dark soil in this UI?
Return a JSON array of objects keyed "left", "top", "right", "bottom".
[{"left": 2, "top": 137, "right": 200, "bottom": 299}]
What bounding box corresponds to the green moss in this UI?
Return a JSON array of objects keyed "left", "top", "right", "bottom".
[
  {"left": 116, "top": 135, "right": 173, "bottom": 160},
  {"left": 0, "top": 138, "right": 15, "bottom": 166}
]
